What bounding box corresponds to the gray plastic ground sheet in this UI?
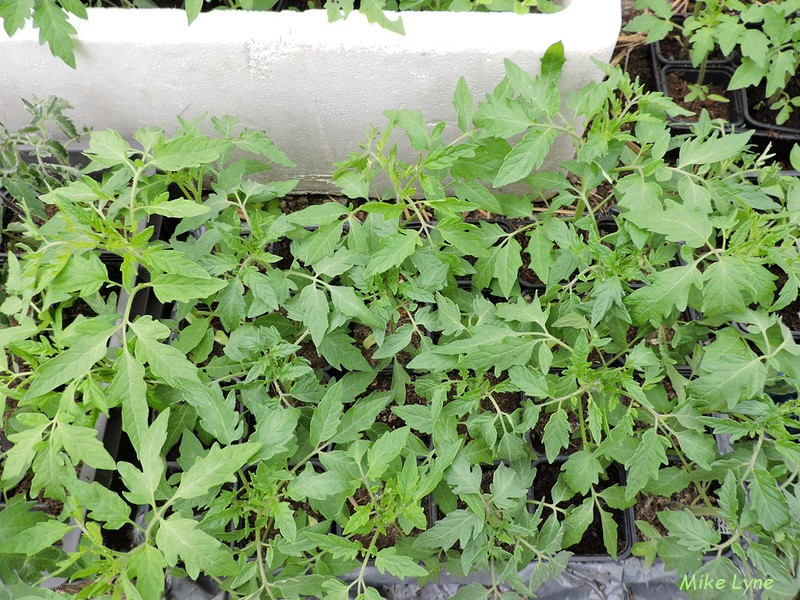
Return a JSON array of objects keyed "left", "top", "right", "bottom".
[{"left": 166, "top": 558, "right": 751, "bottom": 599}]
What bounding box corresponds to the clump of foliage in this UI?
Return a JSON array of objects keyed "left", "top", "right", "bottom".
[
  {"left": 628, "top": 0, "right": 800, "bottom": 125},
  {"left": 1, "top": 43, "right": 799, "bottom": 600}
]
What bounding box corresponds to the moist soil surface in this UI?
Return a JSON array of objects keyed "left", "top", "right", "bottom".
[
  {"left": 747, "top": 77, "right": 800, "bottom": 130},
  {"left": 664, "top": 71, "right": 731, "bottom": 121},
  {"left": 621, "top": 44, "right": 655, "bottom": 89},
  {"left": 297, "top": 340, "right": 329, "bottom": 371},
  {"left": 658, "top": 35, "right": 731, "bottom": 64},
  {"left": 479, "top": 372, "right": 522, "bottom": 414},
  {"left": 532, "top": 461, "right": 627, "bottom": 555},
  {"left": 271, "top": 238, "right": 294, "bottom": 271}
]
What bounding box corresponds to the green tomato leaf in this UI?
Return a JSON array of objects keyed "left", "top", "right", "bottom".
[
  {"left": 658, "top": 509, "right": 720, "bottom": 551},
  {"left": 747, "top": 469, "right": 790, "bottom": 531},
  {"left": 367, "top": 427, "right": 410, "bottom": 479},
  {"left": 32, "top": 1, "right": 76, "bottom": 67},
  {"left": 374, "top": 547, "right": 427, "bottom": 578},
  {"left": 173, "top": 443, "right": 260, "bottom": 501},
  {"left": 155, "top": 515, "right": 236, "bottom": 579},
  {"left": 310, "top": 381, "right": 345, "bottom": 448},
  {"left": 150, "top": 273, "right": 227, "bottom": 303},
  {"left": 0, "top": 0, "right": 34, "bottom": 35},
  {"left": 542, "top": 409, "right": 570, "bottom": 463},
  {"left": 453, "top": 77, "right": 474, "bottom": 132},
  {"left": 150, "top": 136, "right": 227, "bottom": 171},
  {"left": 493, "top": 129, "right": 558, "bottom": 188},
  {"left": 299, "top": 284, "right": 329, "bottom": 346},
  {"left": 286, "top": 464, "right": 350, "bottom": 501},
  {"left": 0, "top": 520, "right": 74, "bottom": 555},
  {"left": 364, "top": 231, "right": 420, "bottom": 277},
  {"left": 62, "top": 478, "right": 130, "bottom": 530},
  {"left": 84, "top": 130, "right": 130, "bottom": 168},
  {"left": 26, "top": 319, "right": 118, "bottom": 399},
  {"left": 625, "top": 429, "right": 669, "bottom": 499}
]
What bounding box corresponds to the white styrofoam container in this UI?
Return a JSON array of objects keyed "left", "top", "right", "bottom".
[{"left": 0, "top": 0, "right": 620, "bottom": 191}]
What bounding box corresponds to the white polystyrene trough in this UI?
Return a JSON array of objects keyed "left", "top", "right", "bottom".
[{"left": 0, "top": 0, "right": 620, "bottom": 191}]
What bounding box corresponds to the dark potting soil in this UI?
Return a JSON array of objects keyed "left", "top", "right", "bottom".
[
  {"left": 664, "top": 71, "right": 731, "bottom": 121},
  {"left": 479, "top": 372, "right": 522, "bottom": 414},
  {"left": 747, "top": 77, "right": 800, "bottom": 130},
  {"left": 658, "top": 35, "right": 731, "bottom": 64},
  {"left": 516, "top": 231, "right": 545, "bottom": 287},
  {"left": 621, "top": 44, "right": 655, "bottom": 89},
  {"left": 532, "top": 461, "right": 627, "bottom": 555},
  {"left": 297, "top": 340, "right": 329, "bottom": 370},
  {"left": 271, "top": 238, "right": 294, "bottom": 271}
]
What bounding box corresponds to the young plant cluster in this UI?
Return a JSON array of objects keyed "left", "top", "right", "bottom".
[
  {"left": 1, "top": 45, "right": 799, "bottom": 599},
  {"left": 628, "top": 0, "right": 800, "bottom": 125}
]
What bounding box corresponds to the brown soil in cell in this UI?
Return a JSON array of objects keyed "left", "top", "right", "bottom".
[
  {"left": 479, "top": 372, "right": 521, "bottom": 414},
  {"left": 747, "top": 77, "right": 800, "bottom": 130},
  {"left": 664, "top": 72, "right": 731, "bottom": 121},
  {"left": 635, "top": 482, "right": 716, "bottom": 539},
  {"left": 532, "top": 461, "right": 627, "bottom": 555},
  {"left": 621, "top": 44, "right": 655, "bottom": 89},
  {"left": 658, "top": 35, "right": 731, "bottom": 64},
  {"left": 516, "top": 231, "right": 546, "bottom": 287},
  {"left": 53, "top": 580, "right": 91, "bottom": 595},
  {"left": 297, "top": 341, "right": 329, "bottom": 370}
]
